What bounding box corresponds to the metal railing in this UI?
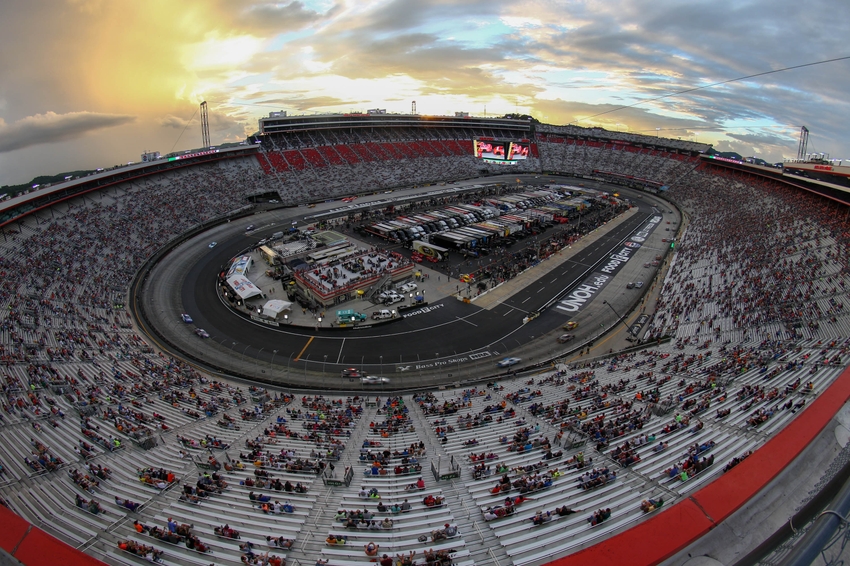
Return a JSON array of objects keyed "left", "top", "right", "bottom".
[{"left": 736, "top": 442, "right": 850, "bottom": 565}]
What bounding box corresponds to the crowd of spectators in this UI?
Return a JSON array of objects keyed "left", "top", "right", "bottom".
[
  {"left": 0, "top": 125, "right": 847, "bottom": 565},
  {"left": 536, "top": 134, "right": 701, "bottom": 185},
  {"left": 652, "top": 167, "right": 850, "bottom": 343},
  {"left": 536, "top": 123, "right": 709, "bottom": 154},
  {"left": 259, "top": 127, "right": 541, "bottom": 204}
]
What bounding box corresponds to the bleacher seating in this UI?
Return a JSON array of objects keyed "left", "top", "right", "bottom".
[
  {"left": 282, "top": 150, "right": 308, "bottom": 171},
  {"left": 317, "top": 146, "right": 345, "bottom": 166},
  {"left": 264, "top": 150, "right": 290, "bottom": 172},
  {"left": 302, "top": 148, "right": 329, "bottom": 168},
  {"left": 0, "top": 128, "right": 847, "bottom": 565},
  {"left": 334, "top": 145, "right": 361, "bottom": 164}
]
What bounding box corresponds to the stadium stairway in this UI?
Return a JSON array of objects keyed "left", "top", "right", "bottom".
[
  {"left": 283, "top": 403, "right": 378, "bottom": 563},
  {"left": 407, "top": 397, "right": 514, "bottom": 566}
]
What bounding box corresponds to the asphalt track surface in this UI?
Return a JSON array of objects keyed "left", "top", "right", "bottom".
[{"left": 142, "top": 176, "right": 661, "bottom": 382}]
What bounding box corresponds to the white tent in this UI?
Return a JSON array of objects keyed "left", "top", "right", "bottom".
[
  {"left": 227, "top": 275, "right": 263, "bottom": 300},
  {"left": 262, "top": 299, "right": 292, "bottom": 319}
]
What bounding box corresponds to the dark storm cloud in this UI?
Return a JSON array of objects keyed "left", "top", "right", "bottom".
[{"left": 0, "top": 111, "right": 136, "bottom": 154}]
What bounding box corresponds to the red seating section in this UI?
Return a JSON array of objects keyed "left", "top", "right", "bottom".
[
  {"left": 255, "top": 153, "right": 273, "bottom": 174},
  {"left": 266, "top": 151, "right": 290, "bottom": 172},
  {"left": 256, "top": 138, "right": 540, "bottom": 176},
  {"left": 282, "top": 150, "right": 307, "bottom": 171},
  {"left": 317, "top": 146, "right": 345, "bottom": 166},
  {"left": 335, "top": 145, "right": 361, "bottom": 164},
  {"left": 350, "top": 143, "right": 375, "bottom": 162},
  {"left": 0, "top": 504, "right": 106, "bottom": 566},
  {"left": 454, "top": 140, "right": 474, "bottom": 155},
  {"left": 365, "top": 142, "right": 389, "bottom": 160},
  {"left": 301, "top": 148, "right": 328, "bottom": 168},
  {"left": 393, "top": 142, "right": 416, "bottom": 158}
]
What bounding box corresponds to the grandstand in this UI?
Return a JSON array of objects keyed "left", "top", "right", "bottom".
[{"left": 0, "top": 116, "right": 848, "bottom": 566}]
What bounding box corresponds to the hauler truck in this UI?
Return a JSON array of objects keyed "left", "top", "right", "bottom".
[{"left": 411, "top": 240, "right": 449, "bottom": 262}]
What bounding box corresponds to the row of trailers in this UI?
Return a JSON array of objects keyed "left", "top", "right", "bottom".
[
  {"left": 364, "top": 203, "right": 499, "bottom": 245},
  {"left": 364, "top": 189, "right": 583, "bottom": 254},
  {"left": 429, "top": 209, "right": 549, "bottom": 254}
]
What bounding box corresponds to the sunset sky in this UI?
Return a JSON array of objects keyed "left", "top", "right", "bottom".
[{"left": 1, "top": 0, "right": 849, "bottom": 186}]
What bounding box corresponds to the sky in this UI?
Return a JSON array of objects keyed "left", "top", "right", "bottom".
[{"left": 1, "top": 0, "right": 849, "bottom": 186}]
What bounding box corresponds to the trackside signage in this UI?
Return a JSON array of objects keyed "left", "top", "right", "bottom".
[
  {"left": 628, "top": 215, "right": 662, "bottom": 243},
  {"left": 555, "top": 215, "right": 662, "bottom": 314},
  {"left": 556, "top": 272, "right": 612, "bottom": 313}
]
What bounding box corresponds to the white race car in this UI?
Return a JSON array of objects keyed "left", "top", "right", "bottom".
[{"left": 497, "top": 357, "right": 521, "bottom": 368}]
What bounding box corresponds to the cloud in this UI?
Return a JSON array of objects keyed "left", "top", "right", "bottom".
[
  {"left": 531, "top": 97, "right": 707, "bottom": 135},
  {"left": 157, "top": 108, "right": 249, "bottom": 144},
  {"left": 294, "top": 0, "right": 538, "bottom": 100},
  {"left": 724, "top": 131, "right": 794, "bottom": 147},
  {"left": 0, "top": 111, "right": 136, "bottom": 154},
  {"left": 712, "top": 130, "right": 799, "bottom": 162},
  {"left": 286, "top": 96, "right": 360, "bottom": 111},
  {"left": 232, "top": 1, "right": 334, "bottom": 32},
  {"left": 158, "top": 115, "right": 191, "bottom": 129},
  {"left": 342, "top": 0, "right": 498, "bottom": 34},
  {"left": 209, "top": 111, "right": 245, "bottom": 133},
  {"left": 0, "top": 0, "right": 848, "bottom": 183}
]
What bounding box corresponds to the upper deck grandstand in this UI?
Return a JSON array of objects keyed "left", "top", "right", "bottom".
[{"left": 0, "top": 115, "right": 848, "bottom": 566}]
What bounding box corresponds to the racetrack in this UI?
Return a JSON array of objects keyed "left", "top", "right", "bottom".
[{"left": 139, "top": 174, "right": 679, "bottom": 388}]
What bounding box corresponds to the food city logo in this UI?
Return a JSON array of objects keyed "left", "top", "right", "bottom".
[
  {"left": 599, "top": 246, "right": 636, "bottom": 274},
  {"left": 629, "top": 215, "right": 662, "bottom": 243},
  {"left": 556, "top": 273, "right": 610, "bottom": 313},
  {"left": 401, "top": 303, "right": 444, "bottom": 318}
]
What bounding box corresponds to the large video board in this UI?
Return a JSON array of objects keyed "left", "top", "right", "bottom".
[{"left": 473, "top": 139, "right": 529, "bottom": 164}]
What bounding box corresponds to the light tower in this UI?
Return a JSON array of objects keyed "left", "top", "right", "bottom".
[
  {"left": 200, "top": 101, "right": 211, "bottom": 148},
  {"left": 411, "top": 100, "right": 416, "bottom": 115},
  {"left": 797, "top": 126, "right": 809, "bottom": 161}
]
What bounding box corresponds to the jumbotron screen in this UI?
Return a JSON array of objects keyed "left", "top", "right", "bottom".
[{"left": 473, "top": 139, "right": 529, "bottom": 164}]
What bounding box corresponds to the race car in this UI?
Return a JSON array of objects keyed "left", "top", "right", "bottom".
[{"left": 497, "top": 357, "right": 521, "bottom": 368}]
